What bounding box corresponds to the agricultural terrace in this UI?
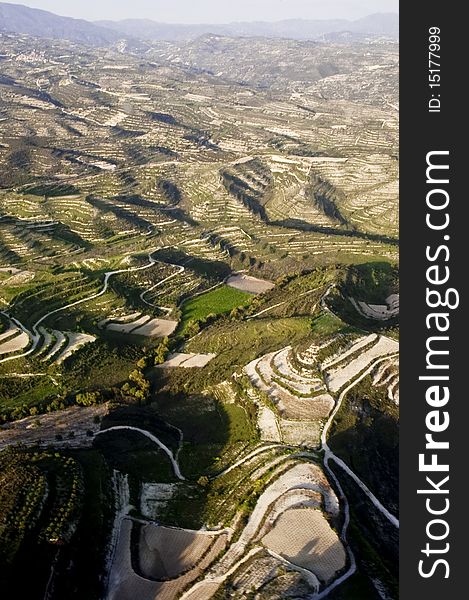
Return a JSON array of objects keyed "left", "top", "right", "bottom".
[{"left": 0, "top": 25, "right": 399, "bottom": 600}]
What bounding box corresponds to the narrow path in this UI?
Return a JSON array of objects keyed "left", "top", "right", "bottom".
[
  {"left": 95, "top": 425, "right": 185, "bottom": 481},
  {"left": 311, "top": 353, "right": 399, "bottom": 599},
  {"left": 321, "top": 354, "right": 400, "bottom": 528},
  {"left": 214, "top": 443, "right": 283, "bottom": 479},
  {"left": 140, "top": 263, "right": 185, "bottom": 311},
  {"left": 319, "top": 284, "right": 335, "bottom": 311},
  {"left": 247, "top": 302, "right": 286, "bottom": 319},
  {"left": 163, "top": 420, "right": 184, "bottom": 462},
  {"left": 268, "top": 549, "right": 321, "bottom": 592},
  {"left": 0, "top": 372, "right": 49, "bottom": 377},
  {"left": 0, "top": 249, "right": 167, "bottom": 364}
]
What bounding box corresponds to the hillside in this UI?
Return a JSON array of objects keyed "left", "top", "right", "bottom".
[
  {"left": 0, "top": 2, "right": 122, "bottom": 46},
  {"left": 97, "top": 13, "right": 399, "bottom": 42},
  {"left": 0, "top": 19, "right": 399, "bottom": 600}
]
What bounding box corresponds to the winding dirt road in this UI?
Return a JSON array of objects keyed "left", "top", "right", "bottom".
[
  {"left": 310, "top": 352, "right": 399, "bottom": 599},
  {"left": 95, "top": 425, "right": 185, "bottom": 481},
  {"left": 139, "top": 263, "right": 185, "bottom": 312},
  {"left": 0, "top": 249, "right": 169, "bottom": 364}
]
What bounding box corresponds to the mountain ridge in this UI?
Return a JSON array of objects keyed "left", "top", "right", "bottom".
[
  {"left": 0, "top": 3, "right": 398, "bottom": 46},
  {"left": 0, "top": 1, "right": 122, "bottom": 46},
  {"left": 97, "top": 13, "right": 398, "bottom": 41}
]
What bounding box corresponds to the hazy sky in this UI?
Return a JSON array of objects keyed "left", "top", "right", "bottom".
[{"left": 4, "top": 0, "right": 398, "bottom": 23}]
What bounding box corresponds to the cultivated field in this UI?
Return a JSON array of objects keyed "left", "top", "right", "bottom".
[
  {"left": 262, "top": 507, "right": 346, "bottom": 582},
  {"left": 0, "top": 23, "right": 399, "bottom": 600},
  {"left": 138, "top": 524, "right": 217, "bottom": 579}
]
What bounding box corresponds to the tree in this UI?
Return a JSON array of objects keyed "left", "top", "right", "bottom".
[
  {"left": 136, "top": 357, "right": 148, "bottom": 369},
  {"left": 75, "top": 391, "right": 100, "bottom": 407},
  {"left": 154, "top": 337, "right": 170, "bottom": 365},
  {"left": 230, "top": 307, "right": 240, "bottom": 320},
  {"left": 129, "top": 369, "right": 146, "bottom": 387},
  {"left": 124, "top": 369, "right": 151, "bottom": 404}
]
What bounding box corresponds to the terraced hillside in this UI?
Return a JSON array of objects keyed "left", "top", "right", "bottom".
[{"left": 0, "top": 28, "right": 398, "bottom": 600}]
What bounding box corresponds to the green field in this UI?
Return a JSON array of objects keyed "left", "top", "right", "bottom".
[{"left": 179, "top": 285, "right": 252, "bottom": 333}]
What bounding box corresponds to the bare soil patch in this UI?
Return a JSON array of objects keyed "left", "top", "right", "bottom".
[
  {"left": 262, "top": 508, "right": 346, "bottom": 583},
  {"left": 226, "top": 273, "right": 274, "bottom": 294}
]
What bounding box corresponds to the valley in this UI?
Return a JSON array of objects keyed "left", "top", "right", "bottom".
[{"left": 0, "top": 15, "right": 399, "bottom": 600}]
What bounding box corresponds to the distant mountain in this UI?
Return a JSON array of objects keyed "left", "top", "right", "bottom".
[
  {"left": 0, "top": 2, "right": 122, "bottom": 46},
  {"left": 0, "top": 3, "right": 398, "bottom": 47},
  {"left": 97, "top": 13, "right": 398, "bottom": 42}
]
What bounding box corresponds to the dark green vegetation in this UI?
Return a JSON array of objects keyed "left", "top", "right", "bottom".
[
  {"left": 306, "top": 172, "right": 348, "bottom": 227},
  {"left": 96, "top": 405, "right": 183, "bottom": 508},
  {"left": 62, "top": 341, "right": 142, "bottom": 391},
  {"left": 94, "top": 430, "right": 176, "bottom": 504},
  {"left": 330, "top": 461, "right": 399, "bottom": 600},
  {"left": 0, "top": 446, "right": 113, "bottom": 599},
  {"left": 328, "top": 375, "right": 399, "bottom": 514},
  {"left": 100, "top": 404, "right": 179, "bottom": 451},
  {"left": 328, "top": 262, "right": 399, "bottom": 332},
  {"left": 48, "top": 450, "right": 113, "bottom": 600},
  {"left": 23, "top": 182, "right": 81, "bottom": 197},
  {"left": 0, "top": 341, "right": 141, "bottom": 423},
  {"left": 221, "top": 158, "right": 273, "bottom": 221},
  {"left": 0, "top": 376, "right": 58, "bottom": 419},
  {"left": 326, "top": 572, "right": 382, "bottom": 600},
  {"left": 343, "top": 262, "right": 399, "bottom": 304},
  {"left": 153, "top": 247, "right": 232, "bottom": 281}
]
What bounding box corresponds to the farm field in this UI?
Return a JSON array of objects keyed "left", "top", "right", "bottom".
[
  {"left": 226, "top": 273, "right": 275, "bottom": 294},
  {"left": 178, "top": 285, "right": 252, "bottom": 333},
  {"left": 0, "top": 13, "right": 399, "bottom": 600},
  {"left": 262, "top": 507, "right": 347, "bottom": 582}
]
